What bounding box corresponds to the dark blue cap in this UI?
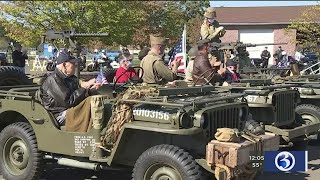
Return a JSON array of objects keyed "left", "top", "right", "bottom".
[{"left": 56, "top": 50, "right": 78, "bottom": 65}]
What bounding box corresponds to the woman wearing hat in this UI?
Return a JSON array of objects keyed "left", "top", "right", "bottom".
[{"left": 114, "top": 54, "right": 136, "bottom": 83}]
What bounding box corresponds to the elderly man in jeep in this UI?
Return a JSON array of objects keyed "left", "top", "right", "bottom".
[{"left": 40, "top": 50, "right": 101, "bottom": 131}]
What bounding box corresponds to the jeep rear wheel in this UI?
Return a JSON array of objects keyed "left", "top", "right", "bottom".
[
  {"left": 296, "top": 104, "right": 320, "bottom": 141},
  {"left": 0, "top": 122, "right": 43, "bottom": 180},
  {"left": 132, "top": 144, "right": 202, "bottom": 180}
]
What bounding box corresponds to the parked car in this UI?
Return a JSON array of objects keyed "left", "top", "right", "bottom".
[{"left": 106, "top": 50, "right": 121, "bottom": 61}]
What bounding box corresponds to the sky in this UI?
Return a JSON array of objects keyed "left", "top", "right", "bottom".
[{"left": 210, "top": 1, "right": 319, "bottom": 7}]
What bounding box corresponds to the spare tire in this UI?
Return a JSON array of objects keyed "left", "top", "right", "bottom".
[{"left": 0, "top": 66, "right": 32, "bottom": 86}]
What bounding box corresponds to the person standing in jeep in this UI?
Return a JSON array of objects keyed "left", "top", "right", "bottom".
[
  {"left": 12, "top": 43, "right": 28, "bottom": 73},
  {"left": 260, "top": 47, "right": 271, "bottom": 68}
]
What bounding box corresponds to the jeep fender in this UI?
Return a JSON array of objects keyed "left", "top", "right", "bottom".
[{"left": 107, "top": 122, "right": 204, "bottom": 167}]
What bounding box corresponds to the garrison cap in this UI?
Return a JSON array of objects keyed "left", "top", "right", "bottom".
[
  {"left": 150, "top": 34, "right": 167, "bottom": 46},
  {"left": 197, "top": 39, "right": 210, "bottom": 46}
]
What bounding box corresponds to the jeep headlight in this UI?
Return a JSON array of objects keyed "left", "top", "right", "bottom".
[
  {"left": 179, "top": 113, "right": 192, "bottom": 128},
  {"left": 200, "top": 114, "right": 208, "bottom": 129}
]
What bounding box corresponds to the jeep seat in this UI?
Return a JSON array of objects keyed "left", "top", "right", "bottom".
[{"left": 34, "top": 89, "right": 64, "bottom": 130}]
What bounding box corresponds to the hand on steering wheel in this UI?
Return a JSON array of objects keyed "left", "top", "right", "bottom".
[{"left": 113, "top": 66, "right": 144, "bottom": 92}]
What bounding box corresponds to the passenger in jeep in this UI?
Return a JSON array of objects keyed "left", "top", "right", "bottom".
[{"left": 40, "top": 50, "right": 100, "bottom": 127}]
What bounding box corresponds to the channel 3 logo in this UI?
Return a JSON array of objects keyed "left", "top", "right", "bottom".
[
  {"left": 274, "top": 151, "right": 295, "bottom": 171},
  {"left": 264, "top": 151, "right": 308, "bottom": 172}
]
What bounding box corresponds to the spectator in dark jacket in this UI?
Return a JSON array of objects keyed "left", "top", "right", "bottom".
[
  {"left": 222, "top": 59, "right": 240, "bottom": 85},
  {"left": 40, "top": 50, "right": 100, "bottom": 125},
  {"left": 12, "top": 44, "right": 28, "bottom": 73},
  {"left": 192, "top": 39, "right": 226, "bottom": 85}
]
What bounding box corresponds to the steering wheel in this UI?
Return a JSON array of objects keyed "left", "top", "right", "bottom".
[
  {"left": 193, "top": 69, "right": 216, "bottom": 86},
  {"left": 113, "top": 66, "right": 144, "bottom": 92}
]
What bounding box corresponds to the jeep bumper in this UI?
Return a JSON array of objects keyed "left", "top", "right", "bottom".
[{"left": 265, "top": 122, "right": 320, "bottom": 141}]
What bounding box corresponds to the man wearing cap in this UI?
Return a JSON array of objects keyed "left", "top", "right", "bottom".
[
  {"left": 200, "top": 7, "right": 225, "bottom": 68},
  {"left": 200, "top": 7, "right": 225, "bottom": 43},
  {"left": 185, "top": 47, "right": 198, "bottom": 82},
  {"left": 260, "top": 47, "right": 271, "bottom": 68},
  {"left": 12, "top": 43, "right": 28, "bottom": 73},
  {"left": 40, "top": 50, "right": 99, "bottom": 126},
  {"left": 273, "top": 46, "right": 283, "bottom": 65},
  {"left": 140, "top": 34, "right": 181, "bottom": 84},
  {"left": 192, "top": 39, "right": 226, "bottom": 85}
]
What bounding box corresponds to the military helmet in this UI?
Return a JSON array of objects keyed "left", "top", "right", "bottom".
[{"left": 204, "top": 7, "right": 216, "bottom": 19}]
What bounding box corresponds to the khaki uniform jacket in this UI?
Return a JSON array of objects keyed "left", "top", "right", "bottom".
[
  {"left": 200, "top": 20, "right": 225, "bottom": 43},
  {"left": 140, "top": 51, "right": 177, "bottom": 84}
]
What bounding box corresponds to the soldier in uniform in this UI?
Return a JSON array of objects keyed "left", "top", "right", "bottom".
[
  {"left": 200, "top": 7, "right": 226, "bottom": 67},
  {"left": 140, "top": 34, "right": 181, "bottom": 85}
]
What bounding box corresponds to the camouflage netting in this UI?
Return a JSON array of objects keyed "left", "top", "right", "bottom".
[{"left": 102, "top": 86, "right": 159, "bottom": 149}]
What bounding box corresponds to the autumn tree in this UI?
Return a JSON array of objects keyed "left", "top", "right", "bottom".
[
  {"left": 0, "top": 1, "right": 209, "bottom": 49},
  {"left": 288, "top": 4, "right": 320, "bottom": 55},
  {"left": 0, "top": 1, "right": 143, "bottom": 47},
  {"left": 132, "top": 1, "right": 209, "bottom": 48}
]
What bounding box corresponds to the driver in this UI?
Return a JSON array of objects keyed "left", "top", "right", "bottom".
[
  {"left": 192, "top": 39, "right": 225, "bottom": 85},
  {"left": 114, "top": 53, "right": 136, "bottom": 83},
  {"left": 140, "top": 34, "right": 181, "bottom": 85},
  {"left": 40, "top": 50, "right": 101, "bottom": 128}
]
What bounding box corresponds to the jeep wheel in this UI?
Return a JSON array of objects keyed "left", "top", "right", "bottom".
[
  {"left": 0, "top": 122, "right": 43, "bottom": 180},
  {"left": 132, "top": 144, "right": 202, "bottom": 180},
  {"left": 296, "top": 104, "right": 320, "bottom": 141},
  {"left": 0, "top": 66, "right": 32, "bottom": 86}
]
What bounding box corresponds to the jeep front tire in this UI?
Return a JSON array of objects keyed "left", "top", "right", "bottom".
[
  {"left": 0, "top": 122, "right": 43, "bottom": 180},
  {"left": 132, "top": 144, "right": 202, "bottom": 180},
  {"left": 296, "top": 104, "right": 320, "bottom": 142}
]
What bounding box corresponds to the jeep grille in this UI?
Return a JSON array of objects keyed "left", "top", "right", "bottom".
[
  {"left": 205, "top": 105, "right": 246, "bottom": 139},
  {"left": 272, "top": 91, "right": 297, "bottom": 127}
]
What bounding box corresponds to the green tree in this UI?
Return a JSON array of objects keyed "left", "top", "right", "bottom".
[
  {"left": 132, "top": 1, "right": 209, "bottom": 47},
  {"left": 288, "top": 4, "right": 320, "bottom": 55},
  {"left": 0, "top": 1, "right": 143, "bottom": 47},
  {"left": 0, "top": 1, "right": 209, "bottom": 49}
]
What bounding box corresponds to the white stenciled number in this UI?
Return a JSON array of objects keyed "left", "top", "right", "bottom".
[
  {"left": 246, "top": 95, "right": 258, "bottom": 102},
  {"left": 164, "top": 113, "right": 169, "bottom": 121}
]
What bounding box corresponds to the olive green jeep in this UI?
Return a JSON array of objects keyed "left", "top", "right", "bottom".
[
  {"left": 217, "top": 78, "right": 320, "bottom": 149},
  {"left": 0, "top": 83, "right": 280, "bottom": 180},
  {"left": 281, "top": 75, "right": 320, "bottom": 141}
]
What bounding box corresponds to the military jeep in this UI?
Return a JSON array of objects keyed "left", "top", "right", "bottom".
[
  {"left": 281, "top": 75, "right": 320, "bottom": 141},
  {"left": 0, "top": 83, "right": 279, "bottom": 180},
  {"left": 216, "top": 78, "right": 320, "bottom": 149}
]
